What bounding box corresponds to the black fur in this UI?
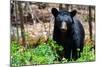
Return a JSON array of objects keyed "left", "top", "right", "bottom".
[{"left": 51, "top": 8, "right": 85, "bottom": 61}]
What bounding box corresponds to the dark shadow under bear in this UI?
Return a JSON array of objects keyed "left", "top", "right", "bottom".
[{"left": 51, "top": 8, "right": 85, "bottom": 61}]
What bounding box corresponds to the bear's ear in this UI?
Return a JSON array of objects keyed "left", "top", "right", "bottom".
[
  {"left": 51, "top": 8, "right": 58, "bottom": 17},
  {"left": 70, "top": 10, "right": 77, "bottom": 17}
]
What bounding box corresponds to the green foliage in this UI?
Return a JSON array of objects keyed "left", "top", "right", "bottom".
[
  {"left": 11, "top": 39, "right": 95, "bottom": 66},
  {"left": 83, "top": 15, "right": 89, "bottom": 22},
  {"left": 83, "top": 15, "right": 95, "bottom": 22},
  {"left": 31, "top": 43, "right": 56, "bottom": 64},
  {"left": 11, "top": 41, "right": 24, "bottom": 66},
  {"left": 77, "top": 44, "right": 95, "bottom": 62},
  {"left": 11, "top": 39, "right": 62, "bottom": 66}
]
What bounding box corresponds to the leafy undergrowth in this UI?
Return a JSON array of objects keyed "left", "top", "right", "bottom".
[{"left": 11, "top": 39, "right": 95, "bottom": 67}]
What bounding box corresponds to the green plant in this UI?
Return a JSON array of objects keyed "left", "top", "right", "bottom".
[
  {"left": 31, "top": 43, "right": 56, "bottom": 64},
  {"left": 76, "top": 44, "right": 95, "bottom": 62},
  {"left": 11, "top": 38, "right": 95, "bottom": 66},
  {"left": 11, "top": 41, "right": 24, "bottom": 66},
  {"left": 11, "top": 39, "right": 63, "bottom": 66}
]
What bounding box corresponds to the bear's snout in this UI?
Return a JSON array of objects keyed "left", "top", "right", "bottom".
[{"left": 61, "top": 21, "right": 67, "bottom": 32}]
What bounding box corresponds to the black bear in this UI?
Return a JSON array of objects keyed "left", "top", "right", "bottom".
[{"left": 51, "top": 8, "right": 85, "bottom": 61}]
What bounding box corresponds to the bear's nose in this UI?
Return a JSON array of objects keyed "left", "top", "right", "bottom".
[
  {"left": 61, "top": 28, "right": 67, "bottom": 32},
  {"left": 61, "top": 21, "right": 67, "bottom": 32}
]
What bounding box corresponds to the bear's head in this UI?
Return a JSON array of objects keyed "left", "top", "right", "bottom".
[{"left": 51, "top": 8, "right": 77, "bottom": 32}]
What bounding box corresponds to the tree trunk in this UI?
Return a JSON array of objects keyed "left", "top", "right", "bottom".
[
  {"left": 18, "top": 2, "right": 26, "bottom": 46},
  {"left": 65, "top": 4, "right": 69, "bottom": 11},
  {"left": 88, "top": 6, "right": 92, "bottom": 40},
  {"left": 59, "top": 4, "right": 63, "bottom": 10},
  {"left": 14, "top": 1, "right": 19, "bottom": 43}
]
